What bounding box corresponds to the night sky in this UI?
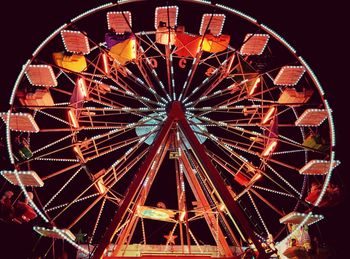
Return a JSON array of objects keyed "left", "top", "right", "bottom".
[{"left": 0, "top": 1, "right": 349, "bottom": 258}]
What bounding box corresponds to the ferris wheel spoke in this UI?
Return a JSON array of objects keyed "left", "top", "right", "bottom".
[
  {"left": 199, "top": 49, "right": 234, "bottom": 67},
  {"left": 83, "top": 136, "right": 141, "bottom": 162},
  {"left": 31, "top": 132, "right": 76, "bottom": 155},
  {"left": 83, "top": 57, "right": 159, "bottom": 108},
  {"left": 100, "top": 125, "right": 163, "bottom": 187},
  {"left": 261, "top": 160, "right": 301, "bottom": 197},
  {"left": 103, "top": 147, "right": 149, "bottom": 189},
  {"left": 41, "top": 163, "right": 82, "bottom": 181},
  {"left": 43, "top": 166, "right": 84, "bottom": 210},
  {"left": 67, "top": 194, "right": 105, "bottom": 229},
  {"left": 88, "top": 89, "right": 159, "bottom": 110},
  {"left": 138, "top": 31, "right": 165, "bottom": 58},
  {"left": 91, "top": 197, "right": 107, "bottom": 244},
  {"left": 117, "top": 66, "right": 165, "bottom": 105},
  {"left": 206, "top": 142, "right": 300, "bottom": 205},
  {"left": 36, "top": 110, "right": 71, "bottom": 126},
  {"left": 188, "top": 113, "right": 317, "bottom": 160},
  {"left": 82, "top": 66, "right": 159, "bottom": 109},
  {"left": 188, "top": 87, "right": 276, "bottom": 118},
  {"left": 165, "top": 45, "right": 176, "bottom": 99},
  {"left": 249, "top": 188, "right": 285, "bottom": 216},
  {"left": 137, "top": 43, "right": 171, "bottom": 102},
  {"left": 186, "top": 54, "right": 237, "bottom": 103},
  {"left": 247, "top": 191, "right": 269, "bottom": 235},
  {"left": 191, "top": 125, "right": 301, "bottom": 200},
  {"left": 17, "top": 142, "right": 78, "bottom": 166},
  {"left": 252, "top": 185, "right": 295, "bottom": 198},
  {"left": 179, "top": 13, "right": 223, "bottom": 101},
  {"left": 73, "top": 116, "right": 157, "bottom": 149},
  {"left": 44, "top": 193, "right": 101, "bottom": 213},
  {"left": 135, "top": 33, "right": 170, "bottom": 99},
  {"left": 50, "top": 174, "right": 106, "bottom": 222},
  {"left": 133, "top": 54, "right": 162, "bottom": 103},
  {"left": 178, "top": 52, "right": 203, "bottom": 101}
]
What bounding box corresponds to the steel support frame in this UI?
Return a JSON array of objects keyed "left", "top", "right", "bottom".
[{"left": 92, "top": 101, "right": 268, "bottom": 259}]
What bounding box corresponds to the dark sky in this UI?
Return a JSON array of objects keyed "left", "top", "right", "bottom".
[{"left": 0, "top": 0, "right": 349, "bottom": 257}]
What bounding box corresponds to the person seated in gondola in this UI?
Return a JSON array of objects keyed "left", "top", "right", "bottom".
[
  {"left": 105, "top": 28, "right": 132, "bottom": 49},
  {"left": 0, "top": 190, "right": 14, "bottom": 222},
  {"left": 306, "top": 182, "right": 341, "bottom": 208},
  {"left": 13, "top": 191, "right": 37, "bottom": 223}
]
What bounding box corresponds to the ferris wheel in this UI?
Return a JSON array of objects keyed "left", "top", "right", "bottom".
[{"left": 0, "top": 1, "right": 340, "bottom": 258}]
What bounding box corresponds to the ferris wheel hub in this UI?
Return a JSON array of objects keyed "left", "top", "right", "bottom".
[{"left": 165, "top": 101, "right": 185, "bottom": 117}]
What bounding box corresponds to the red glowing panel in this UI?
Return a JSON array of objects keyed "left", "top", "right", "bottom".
[
  {"left": 155, "top": 6, "right": 178, "bottom": 29},
  {"left": 107, "top": 11, "right": 132, "bottom": 34},
  {"left": 295, "top": 109, "right": 328, "bottom": 126},
  {"left": 274, "top": 66, "right": 306, "bottom": 86},
  {"left": 61, "top": 30, "right": 90, "bottom": 54},
  {"left": 0, "top": 171, "right": 44, "bottom": 187},
  {"left": 240, "top": 34, "right": 269, "bottom": 55},
  {"left": 234, "top": 171, "right": 250, "bottom": 186},
  {"left": 199, "top": 14, "right": 226, "bottom": 36},
  {"left": 279, "top": 212, "right": 323, "bottom": 225},
  {"left": 0, "top": 112, "right": 39, "bottom": 132},
  {"left": 26, "top": 65, "right": 57, "bottom": 87},
  {"left": 299, "top": 160, "right": 340, "bottom": 175}
]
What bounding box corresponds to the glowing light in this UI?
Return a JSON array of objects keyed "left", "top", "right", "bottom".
[
  {"left": 102, "top": 54, "right": 109, "bottom": 74},
  {"left": 261, "top": 106, "right": 276, "bottom": 124},
  {"left": 78, "top": 78, "right": 88, "bottom": 97},
  {"left": 249, "top": 77, "right": 261, "bottom": 95},
  {"left": 226, "top": 53, "right": 235, "bottom": 74},
  {"left": 73, "top": 146, "right": 84, "bottom": 161},
  {"left": 96, "top": 179, "right": 107, "bottom": 194},
  {"left": 262, "top": 140, "right": 278, "bottom": 157},
  {"left": 68, "top": 110, "right": 79, "bottom": 128},
  {"left": 252, "top": 173, "right": 262, "bottom": 181},
  {"left": 219, "top": 203, "right": 225, "bottom": 212},
  {"left": 179, "top": 210, "right": 186, "bottom": 222}
]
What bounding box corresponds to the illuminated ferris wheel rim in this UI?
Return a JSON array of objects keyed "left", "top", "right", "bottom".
[
  {"left": 6, "top": 0, "right": 337, "bottom": 205},
  {"left": 3, "top": 0, "right": 337, "bottom": 256}
]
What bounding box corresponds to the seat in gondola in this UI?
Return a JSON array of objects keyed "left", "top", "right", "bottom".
[{"left": 53, "top": 52, "right": 87, "bottom": 73}]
